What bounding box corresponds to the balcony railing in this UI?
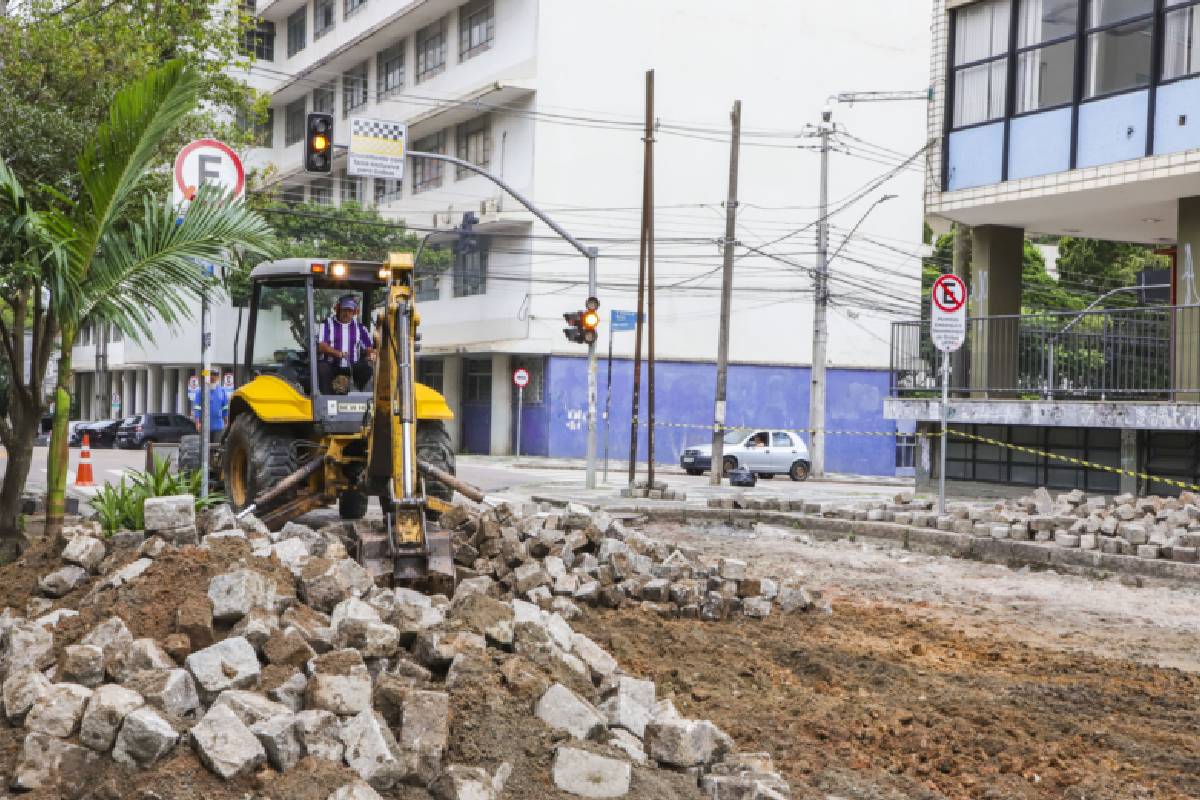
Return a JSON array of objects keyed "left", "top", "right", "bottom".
[{"left": 890, "top": 305, "right": 1200, "bottom": 401}]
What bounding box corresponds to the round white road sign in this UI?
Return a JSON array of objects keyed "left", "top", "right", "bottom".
[
  {"left": 931, "top": 274, "right": 967, "bottom": 352},
  {"left": 513, "top": 368, "right": 530, "bottom": 388},
  {"left": 173, "top": 139, "right": 245, "bottom": 208}
]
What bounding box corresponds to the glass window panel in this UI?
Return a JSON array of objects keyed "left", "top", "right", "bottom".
[
  {"left": 313, "top": 81, "right": 335, "bottom": 114},
  {"left": 955, "top": 0, "right": 1011, "bottom": 64},
  {"left": 1018, "top": 0, "right": 1078, "bottom": 46},
  {"left": 1089, "top": 0, "right": 1152, "bottom": 28},
  {"left": 1016, "top": 40, "right": 1076, "bottom": 111},
  {"left": 953, "top": 59, "right": 1008, "bottom": 126},
  {"left": 284, "top": 97, "right": 306, "bottom": 145},
  {"left": 376, "top": 41, "right": 404, "bottom": 100},
  {"left": 1085, "top": 18, "right": 1153, "bottom": 97},
  {"left": 287, "top": 8, "right": 306, "bottom": 57},
  {"left": 314, "top": 0, "right": 335, "bottom": 39},
  {"left": 460, "top": 0, "right": 495, "bottom": 60},
  {"left": 342, "top": 62, "right": 369, "bottom": 118},
  {"left": 1163, "top": 6, "right": 1200, "bottom": 80},
  {"left": 416, "top": 18, "right": 446, "bottom": 82}
]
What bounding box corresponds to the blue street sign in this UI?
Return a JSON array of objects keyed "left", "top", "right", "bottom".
[{"left": 610, "top": 310, "right": 643, "bottom": 332}]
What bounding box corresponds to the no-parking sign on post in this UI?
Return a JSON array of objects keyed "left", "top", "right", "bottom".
[
  {"left": 172, "top": 138, "right": 245, "bottom": 208},
  {"left": 513, "top": 368, "right": 530, "bottom": 459},
  {"left": 930, "top": 274, "right": 967, "bottom": 352}
]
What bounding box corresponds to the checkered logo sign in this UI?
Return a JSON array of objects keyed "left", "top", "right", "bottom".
[{"left": 348, "top": 117, "right": 407, "bottom": 179}]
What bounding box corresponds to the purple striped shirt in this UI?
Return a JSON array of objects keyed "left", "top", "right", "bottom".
[{"left": 320, "top": 317, "right": 372, "bottom": 365}]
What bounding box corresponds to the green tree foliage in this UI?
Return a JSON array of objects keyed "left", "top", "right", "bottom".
[{"left": 0, "top": 0, "right": 260, "bottom": 202}]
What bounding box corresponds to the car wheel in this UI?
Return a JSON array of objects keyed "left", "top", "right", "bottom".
[
  {"left": 789, "top": 460, "right": 810, "bottom": 482},
  {"left": 685, "top": 469, "right": 703, "bottom": 476},
  {"left": 721, "top": 456, "right": 738, "bottom": 477}
]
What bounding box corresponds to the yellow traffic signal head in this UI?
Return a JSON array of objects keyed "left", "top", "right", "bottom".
[{"left": 582, "top": 310, "right": 600, "bottom": 330}]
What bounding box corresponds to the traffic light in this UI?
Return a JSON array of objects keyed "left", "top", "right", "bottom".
[
  {"left": 305, "top": 113, "right": 334, "bottom": 174},
  {"left": 563, "top": 296, "right": 601, "bottom": 344},
  {"left": 454, "top": 211, "right": 480, "bottom": 255}
]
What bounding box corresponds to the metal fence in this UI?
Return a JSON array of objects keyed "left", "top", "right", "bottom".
[{"left": 891, "top": 305, "right": 1200, "bottom": 400}]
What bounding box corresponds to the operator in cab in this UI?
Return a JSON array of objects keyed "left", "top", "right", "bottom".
[{"left": 317, "top": 294, "right": 375, "bottom": 393}]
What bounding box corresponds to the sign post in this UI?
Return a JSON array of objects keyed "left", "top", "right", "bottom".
[
  {"left": 173, "top": 139, "right": 245, "bottom": 496},
  {"left": 513, "top": 368, "right": 530, "bottom": 459},
  {"left": 603, "top": 311, "right": 641, "bottom": 482},
  {"left": 931, "top": 273, "right": 967, "bottom": 514}
]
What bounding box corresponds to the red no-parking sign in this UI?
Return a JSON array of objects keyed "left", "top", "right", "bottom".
[
  {"left": 931, "top": 274, "right": 967, "bottom": 352},
  {"left": 172, "top": 139, "right": 245, "bottom": 208},
  {"left": 513, "top": 368, "right": 530, "bottom": 388}
]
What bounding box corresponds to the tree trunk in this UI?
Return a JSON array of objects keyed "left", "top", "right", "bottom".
[
  {"left": 0, "top": 421, "right": 37, "bottom": 561},
  {"left": 45, "top": 336, "right": 74, "bottom": 546}
]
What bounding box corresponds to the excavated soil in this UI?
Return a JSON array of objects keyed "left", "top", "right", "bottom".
[{"left": 574, "top": 601, "right": 1200, "bottom": 800}]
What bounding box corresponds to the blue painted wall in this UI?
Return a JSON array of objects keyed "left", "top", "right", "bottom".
[
  {"left": 1154, "top": 77, "right": 1200, "bottom": 155},
  {"left": 1077, "top": 90, "right": 1148, "bottom": 168},
  {"left": 514, "top": 391, "right": 550, "bottom": 457},
  {"left": 543, "top": 356, "right": 898, "bottom": 476},
  {"left": 1008, "top": 108, "right": 1072, "bottom": 179},
  {"left": 947, "top": 122, "right": 1004, "bottom": 190}
]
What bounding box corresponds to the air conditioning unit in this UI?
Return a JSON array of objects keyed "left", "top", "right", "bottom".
[
  {"left": 432, "top": 211, "right": 454, "bottom": 228},
  {"left": 479, "top": 197, "right": 501, "bottom": 216}
]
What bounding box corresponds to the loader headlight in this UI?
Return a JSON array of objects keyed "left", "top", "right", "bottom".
[{"left": 330, "top": 261, "right": 349, "bottom": 278}]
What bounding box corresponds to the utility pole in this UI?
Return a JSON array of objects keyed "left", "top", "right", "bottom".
[
  {"left": 710, "top": 100, "right": 741, "bottom": 485},
  {"left": 646, "top": 78, "right": 657, "bottom": 489},
  {"left": 629, "top": 69, "right": 653, "bottom": 488},
  {"left": 807, "top": 106, "right": 833, "bottom": 478}
]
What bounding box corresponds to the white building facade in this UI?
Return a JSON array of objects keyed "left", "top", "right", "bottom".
[{"left": 76, "top": 0, "right": 932, "bottom": 473}]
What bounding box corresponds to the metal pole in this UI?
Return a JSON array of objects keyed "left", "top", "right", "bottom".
[
  {"left": 807, "top": 111, "right": 831, "bottom": 478},
  {"left": 711, "top": 99, "right": 741, "bottom": 486},
  {"left": 199, "top": 287, "right": 211, "bottom": 498},
  {"left": 629, "top": 70, "right": 653, "bottom": 488},
  {"left": 939, "top": 350, "right": 948, "bottom": 515},
  {"left": 604, "top": 319, "right": 614, "bottom": 483},
  {"left": 516, "top": 385, "right": 523, "bottom": 460},
  {"left": 585, "top": 247, "right": 599, "bottom": 489},
  {"left": 646, "top": 71, "right": 657, "bottom": 489}
]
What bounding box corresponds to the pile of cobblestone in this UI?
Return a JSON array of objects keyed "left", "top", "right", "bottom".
[{"left": 2, "top": 495, "right": 805, "bottom": 799}]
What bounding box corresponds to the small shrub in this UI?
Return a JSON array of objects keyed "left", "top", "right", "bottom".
[{"left": 91, "top": 460, "right": 225, "bottom": 534}]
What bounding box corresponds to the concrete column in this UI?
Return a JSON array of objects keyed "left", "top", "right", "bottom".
[
  {"left": 147, "top": 365, "right": 162, "bottom": 411},
  {"left": 177, "top": 369, "right": 190, "bottom": 415},
  {"left": 157, "top": 367, "right": 170, "bottom": 413},
  {"left": 1175, "top": 197, "right": 1200, "bottom": 401},
  {"left": 489, "top": 353, "right": 512, "bottom": 456},
  {"left": 135, "top": 369, "right": 147, "bottom": 413},
  {"left": 121, "top": 371, "right": 134, "bottom": 417},
  {"left": 441, "top": 355, "right": 463, "bottom": 452},
  {"left": 1120, "top": 428, "right": 1139, "bottom": 496},
  {"left": 969, "top": 225, "right": 1024, "bottom": 396}
]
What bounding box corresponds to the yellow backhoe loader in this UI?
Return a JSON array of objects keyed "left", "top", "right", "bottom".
[{"left": 180, "top": 253, "right": 476, "bottom": 584}]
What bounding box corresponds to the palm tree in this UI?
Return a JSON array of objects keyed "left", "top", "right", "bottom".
[{"left": 37, "top": 60, "right": 275, "bottom": 541}]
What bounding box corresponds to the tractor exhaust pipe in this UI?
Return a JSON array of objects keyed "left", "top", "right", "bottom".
[{"left": 417, "top": 460, "right": 492, "bottom": 505}]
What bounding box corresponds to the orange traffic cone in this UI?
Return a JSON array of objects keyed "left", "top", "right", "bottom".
[{"left": 75, "top": 434, "right": 95, "bottom": 487}]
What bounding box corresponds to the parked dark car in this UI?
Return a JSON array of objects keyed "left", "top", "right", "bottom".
[
  {"left": 72, "top": 419, "right": 124, "bottom": 449},
  {"left": 116, "top": 413, "right": 198, "bottom": 449}
]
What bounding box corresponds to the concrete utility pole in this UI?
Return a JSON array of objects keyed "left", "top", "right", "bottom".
[
  {"left": 710, "top": 100, "right": 741, "bottom": 485},
  {"left": 807, "top": 106, "right": 833, "bottom": 478}
]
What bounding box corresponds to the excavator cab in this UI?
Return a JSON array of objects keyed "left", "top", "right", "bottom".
[{"left": 188, "top": 255, "right": 459, "bottom": 585}]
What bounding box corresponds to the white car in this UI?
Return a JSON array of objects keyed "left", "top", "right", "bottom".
[{"left": 680, "top": 429, "right": 811, "bottom": 481}]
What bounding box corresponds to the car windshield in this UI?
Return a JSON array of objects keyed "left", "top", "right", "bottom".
[{"left": 722, "top": 431, "right": 744, "bottom": 445}]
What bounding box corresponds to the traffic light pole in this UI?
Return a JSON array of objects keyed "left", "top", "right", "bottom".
[{"left": 406, "top": 150, "right": 601, "bottom": 488}]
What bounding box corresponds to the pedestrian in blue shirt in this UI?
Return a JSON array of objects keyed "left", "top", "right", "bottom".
[{"left": 193, "top": 373, "right": 230, "bottom": 442}]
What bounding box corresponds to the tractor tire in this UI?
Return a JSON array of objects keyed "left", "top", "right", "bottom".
[
  {"left": 417, "top": 420, "right": 455, "bottom": 507},
  {"left": 221, "top": 414, "right": 300, "bottom": 514},
  {"left": 339, "top": 491, "right": 369, "bottom": 520},
  {"left": 178, "top": 435, "right": 201, "bottom": 475}
]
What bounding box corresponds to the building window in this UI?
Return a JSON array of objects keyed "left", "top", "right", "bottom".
[
  {"left": 463, "top": 358, "right": 491, "bottom": 403},
  {"left": 453, "top": 240, "right": 487, "bottom": 297},
  {"left": 415, "top": 274, "right": 440, "bottom": 301},
  {"left": 310, "top": 178, "right": 333, "bottom": 206},
  {"left": 459, "top": 0, "right": 494, "bottom": 60},
  {"left": 373, "top": 177, "right": 402, "bottom": 206},
  {"left": 344, "top": 0, "right": 366, "bottom": 18},
  {"left": 314, "top": 0, "right": 336, "bottom": 40},
  {"left": 313, "top": 81, "right": 336, "bottom": 114},
  {"left": 284, "top": 97, "right": 306, "bottom": 145},
  {"left": 341, "top": 175, "right": 364, "bottom": 205},
  {"left": 1015, "top": 0, "right": 1078, "bottom": 113},
  {"left": 287, "top": 8, "right": 306, "bottom": 57},
  {"left": 417, "top": 357, "right": 444, "bottom": 392},
  {"left": 952, "top": 0, "right": 1010, "bottom": 127},
  {"left": 1164, "top": 0, "right": 1200, "bottom": 80},
  {"left": 895, "top": 434, "right": 917, "bottom": 469},
  {"left": 242, "top": 18, "right": 276, "bottom": 60},
  {"left": 416, "top": 18, "right": 446, "bottom": 82},
  {"left": 412, "top": 131, "right": 445, "bottom": 192},
  {"left": 455, "top": 115, "right": 492, "bottom": 177},
  {"left": 342, "top": 61, "right": 369, "bottom": 118},
  {"left": 1085, "top": 0, "right": 1153, "bottom": 98},
  {"left": 376, "top": 41, "right": 405, "bottom": 100}
]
